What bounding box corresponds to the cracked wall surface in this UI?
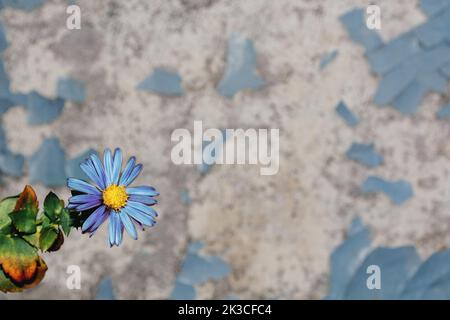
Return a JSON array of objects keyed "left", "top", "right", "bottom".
[{"left": 0, "top": 0, "right": 449, "bottom": 299}]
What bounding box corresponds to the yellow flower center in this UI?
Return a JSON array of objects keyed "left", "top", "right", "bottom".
[{"left": 103, "top": 185, "right": 128, "bottom": 211}]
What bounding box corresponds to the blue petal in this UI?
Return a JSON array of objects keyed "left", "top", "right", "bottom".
[
  {"left": 122, "top": 206, "right": 155, "bottom": 227},
  {"left": 108, "top": 213, "right": 123, "bottom": 247},
  {"left": 111, "top": 148, "right": 122, "bottom": 185},
  {"left": 69, "top": 194, "right": 101, "bottom": 204},
  {"left": 67, "top": 203, "right": 78, "bottom": 209},
  {"left": 67, "top": 178, "right": 101, "bottom": 195},
  {"left": 129, "top": 194, "right": 157, "bottom": 205},
  {"left": 76, "top": 199, "right": 102, "bottom": 211},
  {"left": 127, "top": 201, "right": 158, "bottom": 218},
  {"left": 82, "top": 205, "right": 107, "bottom": 233},
  {"left": 119, "top": 157, "right": 136, "bottom": 186},
  {"left": 108, "top": 213, "right": 116, "bottom": 247},
  {"left": 89, "top": 154, "right": 107, "bottom": 189},
  {"left": 119, "top": 210, "right": 137, "bottom": 240},
  {"left": 103, "top": 149, "right": 113, "bottom": 186},
  {"left": 126, "top": 186, "right": 159, "bottom": 197},
  {"left": 115, "top": 216, "right": 123, "bottom": 246},
  {"left": 121, "top": 164, "right": 142, "bottom": 187},
  {"left": 89, "top": 208, "right": 110, "bottom": 235},
  {"left": 80, "top": 161, "right": 105, "bottom": 189}
]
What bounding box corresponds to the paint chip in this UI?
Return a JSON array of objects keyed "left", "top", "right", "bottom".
[
  {"left": 179, "top": 189, "right": 192, "bottom": 205},
  {"left": 0, "top": 151, "right": 24, "bottom": 177},
  {"left": 217, "top": 33, "right": 265, "bottom": 98},
  {"left": 170, "top": 241, "right": 231, "bottom": 300},
  {"left": 420, "top": 0, "right": 450, "bottom": 16},
  {"left": 65, "top": 148, "right": 96, "bottom": 181},
  {"left": 366, "top": 34, "right": 421, "bottom": 75},
  {"left": 339, "top": 8, "right": 383, "bottom": 52},
  {"left": 95, "top": 277, "right": 116, "bottom": 300},
  {"left": 29, "top": 137, "right": 66, "bottom": 187},
  {"left": 0, "top": 23, "right": 8, "bottom": 53},
  {"left": 345, "top": 246, "right": 421, "bottom": 299},
  {"left": 335, "top": 101, "right": 359, "bottom": 127},
  {"left": 0, "top": 0, "right": 46, "bottom": 11},
  {"left": 342, "top": 6, "right": 450, "bottom": 114},
  {"left": 345, "top": 143, "right": 383, "bottom": 167},
  {"left": 361, "top": 176, "right": 413, "bottom": 205},
  {"left": 326, "top": 217, "right": 371, "bottom": 300},
  {"left": 436, "top": 104, "right": 450, "bottom": 119},
  {"left": 137, "top": 68, "right": 183, "bottom": 96},
  {"left": 319, "top": 50, "right": 338, "bottom": 70},
  {"left": 57, "top": 77, "right": 86, "bottom": 103},
  {"left": 25, "top": 91, "right": 65, "bottom": 125}
]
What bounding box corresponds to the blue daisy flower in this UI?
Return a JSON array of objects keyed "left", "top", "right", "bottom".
[{"left": 67, "top": 148, "right": 159, "bottom": 247}]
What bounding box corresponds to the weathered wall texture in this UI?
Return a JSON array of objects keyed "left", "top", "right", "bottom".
[{"left": 0, "top": 0, "right": 449, "bottom": 299}]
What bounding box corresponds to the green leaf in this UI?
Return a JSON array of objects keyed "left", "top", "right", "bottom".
[
  {"left": 0, "top": 235, "right": 47, "bottom": 291},
  {"left": 9, "top": 209, "right": 37, "bottom": 234},
  {"left": 0, "top": 196, "right": 18, "bottom": 233},
  {"left": 44, "top": 192, "right": 64, "bottom": 222},
  {"left": 40, "top": 214, "right": 52, "bottom": 229},
  {"left": 39, "top": 225, "right": 59, "bottom": 252},
  {"left": 22, "top": 226, "right": 41, "bottom": 248},
  {"left": 60, "top": 208, "right": 72, "bottom": 236}
]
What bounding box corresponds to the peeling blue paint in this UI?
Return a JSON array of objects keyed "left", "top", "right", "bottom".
[
  {"left": 137, "top": 68, "right": 183, "bottom": 96},
  {"left": 420, "top": 0, "right": 450, "bottom": 16},
  {"left": 326, "top": 218, "right": 450, "bottom": 300},
  {"left": 319, "top": 50, "right": 338, "bottom": 70},
  {"left": 342, "top": 6, "right": 450, "bottom": 114},
  {"left": 25, "top": 91, "right": 65, "bottom": 125},
  {"left": 29, "top": 137, "right": 66, "bottom": 187},
  {"left": 0, "top": 0, "right": 46, "bottom": 11},
  {"left": 361, "top": 176, "right": 413, "bottom": 205},
  {"left": 335, "top": 101, "right": 359, "bottom": 127},
  {"left": 95, "top": 277, "right": 116, "bottom": 300},
  {"left": 326, "top": 217, "right": 371, "bottom": 300},
  {"left": 179, "top": 189, "right": 192, "bottom": 205},
  {"left": 0, "top": 23, "right": 8, "bottom": 53},
  {"left": 339, "top": 8, "right": 383, "bottom": 52},
  {"left": 436, "top": 103, "right": 450, "bottom": 119},
  {"left": 0, "top": 151, "right": 24, "bottom": 177},
  {"left": 170, "top": 241, "right": 231, "bottom": 300},
  {"left": 217, "top": 33, "right": 265, "bottom": 98},
  {"left": 65, "top": 148, "right": 97, "bottom": 181},
  {"left": 346, "top": 143, "right": 383, "bottom": 167},
  {"left": 57, "top": 77, "right": 86, "bottom": 103}
]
